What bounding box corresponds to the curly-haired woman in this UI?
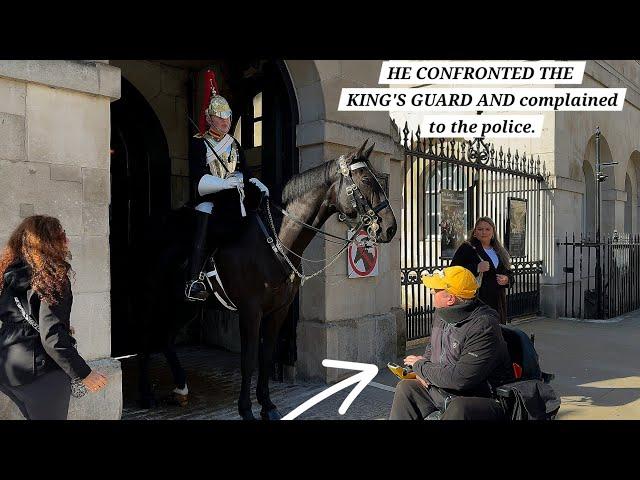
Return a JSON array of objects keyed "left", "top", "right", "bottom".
[{"left": 0, "top": 215, "right": 107, "bottom": 419}]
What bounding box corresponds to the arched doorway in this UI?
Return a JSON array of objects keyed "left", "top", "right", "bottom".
[
  {"left": 583, "top": 160, "right": 596, "bottom": 237},
  {"left": 110, "top": 77, "right": 172, "bottom": 357},
  {"left": 188, "top": 60, "right": 298, "bottom": 202},
  {"left": 625, "top": 173, "right": 632, "bottom": 233},
  {"left": 190, "top": 60, "right": 300, "bottom": 377},
  {"left": 584, "top": 133, "right": 615, "bottom": 235},
  {"left": 110, "top": 61, "right": 299, "bottom": 377}
]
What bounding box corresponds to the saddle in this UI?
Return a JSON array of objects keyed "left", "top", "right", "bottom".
[{"left": 201, "top": 213, "right": 293, "bottom": 312}]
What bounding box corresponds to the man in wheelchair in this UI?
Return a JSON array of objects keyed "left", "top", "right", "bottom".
[{"left": 389, "top": 266, "right": 559, "bottom": 420}]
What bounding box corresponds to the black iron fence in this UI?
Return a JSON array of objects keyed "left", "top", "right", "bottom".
[
  {"left": 400, "top": 123, "right": 546, "bottom": 341},
  {"left": 559, "top": 232, "right": 640, "bottom": 319}
]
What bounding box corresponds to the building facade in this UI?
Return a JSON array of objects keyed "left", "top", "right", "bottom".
[
  {"left": 3, "top": 59, "right": 637, "bottom": 419},
  {"left": 0, "top": 60, "right": 403, "bottom": 419},
  {"left": 393, "top": 60, "right": 640, "bottom": 321}
]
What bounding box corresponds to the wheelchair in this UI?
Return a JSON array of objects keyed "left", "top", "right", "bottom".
[{"left": 425, "top": 325, "right": 560, "bottom": 420}]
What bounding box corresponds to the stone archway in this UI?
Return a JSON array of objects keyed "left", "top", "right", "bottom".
[
  {"left": 625, "top": 173, "right": 633, "bottom": 233},
  {"left": 283, "top": 60, "right": 324, "bottom": 126},
  {"left": 109, "top": 76, "right": 172, "bottom": 357},
  {"left": 582, "top": 160, "right": 596, "bottom": 237}
]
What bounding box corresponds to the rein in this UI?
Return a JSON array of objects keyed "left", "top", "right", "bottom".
[
  {"left": 263, "top": 156, "right": 390, "bottom": 285},
  {"left": 268, "top": 201, "right": 357, "bottom": 245},
  {"left": 265, "top": 199, "right": 362, "bottom": 285}
]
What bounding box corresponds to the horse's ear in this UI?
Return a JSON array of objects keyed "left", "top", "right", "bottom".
[
  {"left": 355, "top": 139, "right": 369, "bottom": 159},
  {"left": 363, "top": 142, "right": 375, "bottom": 159}
]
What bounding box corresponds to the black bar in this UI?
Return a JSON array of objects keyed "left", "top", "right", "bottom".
[
  {"left": 403, "top": 148, "right": 409, "bottom": 338},
  {"left": 564, "top": 232, "right": 568, "bottom": 316},
  {"left": 578, "top": 238, "right": 583, "bottom": 319}
]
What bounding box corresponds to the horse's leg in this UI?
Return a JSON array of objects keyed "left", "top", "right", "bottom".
[
  {"left": 257, "top": 306, "right": 291, "bottom": 420},
  {"left": 137, "top": 349, "right": 157, "bottom": 409},
  {"left": 137, "top": 302, "right": 157, "bottom": 409},
  {"left": 163, "top": 338, "right": 188, "bottom": 407},
  {"left": 238, "top": 304, "right": 262, "bottom": 420}
]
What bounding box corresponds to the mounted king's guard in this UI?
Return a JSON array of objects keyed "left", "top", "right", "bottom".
[{"left": 185, "top": 70, "right": 269, "bottom": 302}]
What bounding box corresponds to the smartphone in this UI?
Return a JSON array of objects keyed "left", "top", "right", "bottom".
[{"left": 387, "top": 362, "right": 416, "bottom": 379}]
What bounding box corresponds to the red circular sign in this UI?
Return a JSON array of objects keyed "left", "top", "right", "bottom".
[{"left": 348, "top": 230, "right": 378, "bottom": 276}]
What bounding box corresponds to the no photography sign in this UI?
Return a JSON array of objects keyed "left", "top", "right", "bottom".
[{"left": 348, "top": 229, "right": 379, "bottom": 278}]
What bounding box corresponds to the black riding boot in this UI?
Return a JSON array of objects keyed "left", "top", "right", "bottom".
[{"left": 185, "top": 210, "right": 212, "bottom": 302}]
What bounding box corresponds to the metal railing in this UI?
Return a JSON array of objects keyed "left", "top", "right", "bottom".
[
  {"left": 559, "top": 232, "right": 640, "bottom": 319},
  {"left": 400, "top": 123, "right": 546, "bottom": 340}
]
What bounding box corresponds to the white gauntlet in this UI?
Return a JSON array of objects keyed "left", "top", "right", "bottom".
[
  {"left": 198, "top": 174, "right": 242, "bottom": 195},
  {"left": 249, "top": 177, "right": 269, "bottom": 197}
]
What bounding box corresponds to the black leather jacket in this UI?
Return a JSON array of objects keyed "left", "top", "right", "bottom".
[{"left": 0, "top": 259, "right": 91, "bottom": 386}]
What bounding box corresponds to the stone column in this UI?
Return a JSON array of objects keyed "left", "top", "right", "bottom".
[
  {"left": 288, "top": 61, "right": 403, "bottom": 384},
  {"left": 538, "top": 176, "right": 585, "bottom": 319},
  {"left": 0, "top": 61, "right": 122, "bottom": 419}
]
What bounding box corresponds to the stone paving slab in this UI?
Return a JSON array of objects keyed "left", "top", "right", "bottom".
[
  {"left": 122, "top": 311, "right": 640, "bottom": 421},
  {"left": 501, "top": 315, "right": 640, "bottom": 420},
  {"left": 121, "top": 346, "right": 398, "bottom": 421}
]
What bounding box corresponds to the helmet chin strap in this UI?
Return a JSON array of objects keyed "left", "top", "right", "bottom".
[{"left": 208, "top": 127, "right": 227, "bottom": 141}]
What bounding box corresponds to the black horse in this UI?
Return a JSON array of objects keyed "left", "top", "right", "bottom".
[{"left": 136, "top": 139, "right": 397, "bottom": 420}]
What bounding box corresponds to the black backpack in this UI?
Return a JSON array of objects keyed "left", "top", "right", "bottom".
[{"left": 496, "top": 325, "right": 560, "bottom": 420}]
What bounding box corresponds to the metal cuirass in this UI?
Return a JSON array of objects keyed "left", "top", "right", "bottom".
[{"left": 204, "top": 133, "right": 238, "bottom": 179}]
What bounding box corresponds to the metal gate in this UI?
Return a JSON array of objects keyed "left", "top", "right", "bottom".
[
  {"left": 400, "top": 124, "right": 546, "bottom": 341},
  {"left": 559, "top": 232, "right": 640, "bottom": 320}
]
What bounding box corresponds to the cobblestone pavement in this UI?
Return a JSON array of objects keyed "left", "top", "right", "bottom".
[
  {"left": 123, "top": 313, "right": 640, "bottom": 421},
  {"left": 121, "top": 345, "right": 399, "bottom": 420}
]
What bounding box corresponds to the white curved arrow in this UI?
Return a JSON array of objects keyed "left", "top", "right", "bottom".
[{"left": 281, "top": 359, "right": 379, "bottom": 420}]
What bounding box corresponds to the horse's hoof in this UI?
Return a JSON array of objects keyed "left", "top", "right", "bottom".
[
  {"left": 174, "top": 393, "right": 189, "bottom": 407},
  {"left": 261, "top": 408, "right": 282, "bottom": 421},
  {"left": 239, "top": 410, "right": 257, "bottom": 421},
  {"left": 164, "top": 392, "right": 189, "bottom": 407}
]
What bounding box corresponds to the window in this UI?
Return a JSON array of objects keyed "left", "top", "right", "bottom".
[{"left": 253, "top": 92, "right": 262, "bottom": 147}]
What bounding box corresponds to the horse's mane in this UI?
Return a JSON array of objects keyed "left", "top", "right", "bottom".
[{"left": 282, "top": 158, "right": 339, "bottom": 205}]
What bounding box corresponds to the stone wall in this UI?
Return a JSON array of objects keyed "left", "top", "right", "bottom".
[
  {"left": 0, "top": 61, "right": 122, "bottom": 419},
  {"left": 286, "top": 61, "right": 403, "bottom": 383},
  {"left": 110, "top": 60, "right": 191, "bottom": 210}
]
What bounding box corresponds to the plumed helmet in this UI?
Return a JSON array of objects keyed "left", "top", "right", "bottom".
[{"left": 198, "top": 69, "right": 232, "bottom": 133}]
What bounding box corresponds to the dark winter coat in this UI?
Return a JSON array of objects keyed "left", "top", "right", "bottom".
[
  {"left": 450, "top": 238, "right": 515, "bottom": 324},
  {"left": 413, "top": 299, "right": 515, "bottom": 397},
  {"left": 0, "top": 259, "right": 91, "bottom": 387}
]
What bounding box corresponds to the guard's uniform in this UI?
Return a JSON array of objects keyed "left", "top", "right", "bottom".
[{"left": 185, "top": 70, "right": 269, "bottom": 302}]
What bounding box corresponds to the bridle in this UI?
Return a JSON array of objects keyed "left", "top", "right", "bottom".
[
  {"left": 261, "top": 154, "right": 393, "bottom": 285},
  {"left": 335, "top": 155, "right": 391, "bottom": 242}
]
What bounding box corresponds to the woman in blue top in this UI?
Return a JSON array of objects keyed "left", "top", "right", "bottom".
[{"left": 450, "top": 217, "right": 514, "bottom": 324}]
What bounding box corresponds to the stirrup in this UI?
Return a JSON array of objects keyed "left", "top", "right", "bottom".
[{"left": 185, "top": 274, "right": 209, "bottom": 302}]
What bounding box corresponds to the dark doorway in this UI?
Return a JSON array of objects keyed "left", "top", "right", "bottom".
[
  {"left": 187, "top": 60, "right": 300, "bottom": 377},
  {"left": 109, "top": 77, "right": 171, "bottom": 357},
  {"left": 110, "top": 61, "right": 299, "bottom": 376}
]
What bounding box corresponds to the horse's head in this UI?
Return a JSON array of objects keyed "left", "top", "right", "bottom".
[{"left": 329, "top": 139, "right": 397, "bottom": 243}]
